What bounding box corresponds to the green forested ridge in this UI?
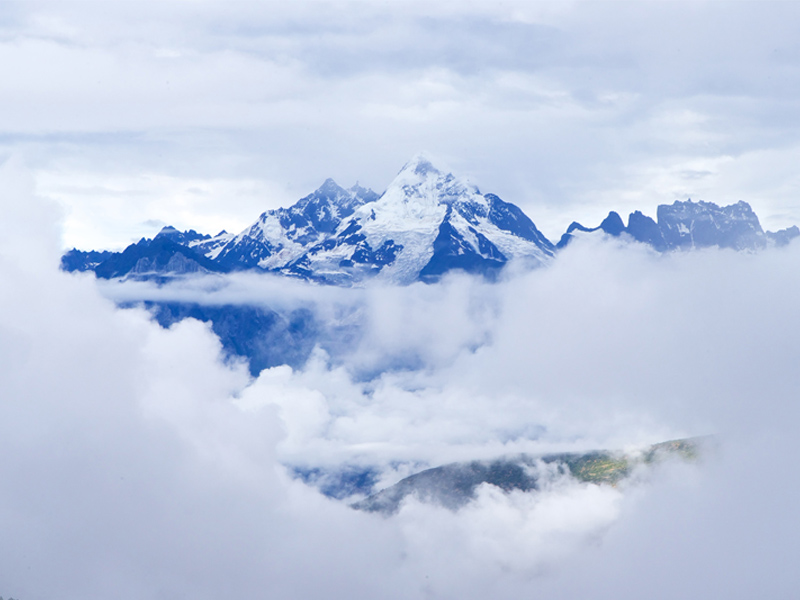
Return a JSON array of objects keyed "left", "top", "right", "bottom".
[{"left": 354, "top": 436, "right": 710, "bottom": 514}]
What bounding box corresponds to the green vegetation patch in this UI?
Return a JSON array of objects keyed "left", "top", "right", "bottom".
[{"left": 563, "top": 452, "right": 631, "bottom": 485}]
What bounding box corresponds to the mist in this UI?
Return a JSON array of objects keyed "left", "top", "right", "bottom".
[{"left": 3, "top": 160, "right": 800, "bottom": 599}]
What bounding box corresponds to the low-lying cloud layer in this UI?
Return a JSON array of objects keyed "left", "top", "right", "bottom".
[{"left": 3, "top": 160, "right": 800, "bottom": 599}]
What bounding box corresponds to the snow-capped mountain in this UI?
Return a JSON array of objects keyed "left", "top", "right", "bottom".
[
  {"left": 205, "top": 178, "right": 379, "bottom": 273},
  {"left": 557, "top": 199, "right": 799, "bottom": 251},
  {"left": 63, "top": 155, "right": 555, "bottom": 284},
  {"left": 62, "top": 157, "right": 800, "bottom": 287},
  {"left": 278, "top": 155, "right": 554, "bottom": 284}
]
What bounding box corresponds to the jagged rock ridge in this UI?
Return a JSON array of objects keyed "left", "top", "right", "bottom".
[{"left": 557, "top": 200, "right": 799, "bottom": 251}]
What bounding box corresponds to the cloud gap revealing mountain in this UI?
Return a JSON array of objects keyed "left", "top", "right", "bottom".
[{"left": 60, "top": 155, "right": 800, "bottom": 377}]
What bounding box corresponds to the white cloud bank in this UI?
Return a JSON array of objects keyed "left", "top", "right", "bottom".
[{"left": 3, "top": 158, "right": 800, "bottom": 600}]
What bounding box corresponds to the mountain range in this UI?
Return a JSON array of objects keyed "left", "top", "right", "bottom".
[
  {"left": 63, "top": 156, "right": 555, "bottom": 284},
  {"left": 63, "top": 155, "right": 797, "bottom": 285},
  {"left": 557, "top": 201, "right": 798, "bottom": 251}
]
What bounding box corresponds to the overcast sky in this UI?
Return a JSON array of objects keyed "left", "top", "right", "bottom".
[{"left": 2, "top": 1, "right": 800, "bottom": 249}]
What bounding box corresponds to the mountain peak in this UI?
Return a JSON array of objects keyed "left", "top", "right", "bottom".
[
  {"left": 316, "top": 177, "right": 345, "bottom": 194},
  {"left": 155, "top": 225, "right": 180, "bottom": 237},
  {"left": 399, "top": 153, "right": 441, "bottom": 178}
]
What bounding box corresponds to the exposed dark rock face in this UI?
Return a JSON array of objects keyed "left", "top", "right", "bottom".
[{"left": 557, "top": 199, "right": 798, "bottom": 252}]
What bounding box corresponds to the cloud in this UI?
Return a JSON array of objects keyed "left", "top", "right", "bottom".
[
  {"left": 15, "top": 235, "right": 800, "bottom": 598},
  {"left": 0, "top": 1, "right": 795, "bottom": 248},
  {"left": 0, "top": 159, "right": 415, "bottom": 600},
  {"left": 93, "top": 232, "right": 800, "bottom": 469},
  {"left": 0, "top": 5, "right": 800, "bottom": 584}
]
